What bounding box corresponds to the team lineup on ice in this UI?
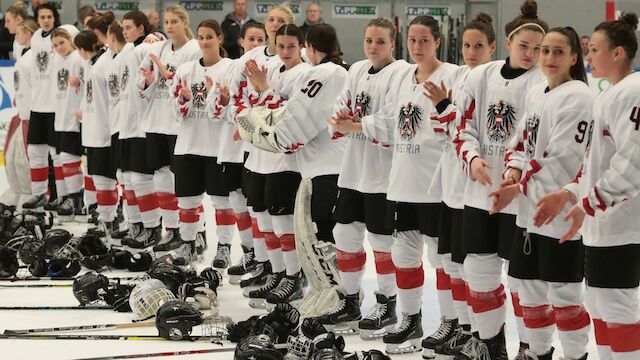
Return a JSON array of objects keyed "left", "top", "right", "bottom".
[{"left": 0, "top": 0, "right": 639, "bottom": 359}]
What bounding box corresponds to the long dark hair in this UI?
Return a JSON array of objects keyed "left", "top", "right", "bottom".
[
  {"left": 306, "top": 24, "right": 345, "bottom": 68},
  {"left": 35, "top": 3, "right": 61, "bottom": 28},
  {"left": 546, "top": 27, "right": 587, "bottom": 84},
  {"left": 594, "top": 12, "right": 638, "bottom": 62},
  {"left": 123, "top": 10, "right": 151, "bottom": 36},
  {"left": 275, "top": 24, "right": 304, "bottom": 45},
  {"left": 197, "top": 19, "right": 227, "bottom": 58},
  {"left": 74, "top": 30, "right": 103, "bottom": 52}
]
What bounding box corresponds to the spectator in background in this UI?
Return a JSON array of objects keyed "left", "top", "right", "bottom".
[
  {"left": 147, "top": 9, "right": 162, "bottom": 33},
  {"left": 77, "top": 5, "right": 96, "bottom": 30},
  {"left": 222, "top": 0, "right": 257, "bottom": 59},
  {"left": 300, "top": 2, "right": 323, "bottom": 39},
  {"left": 580, "top": 35, "right": 590, "bottom": 56},
  {"left": 14, "top": 0, "right": 47, "bottom": 16},
  {"left": 4, "top": 4, "right": 27, "bottom": 60}
]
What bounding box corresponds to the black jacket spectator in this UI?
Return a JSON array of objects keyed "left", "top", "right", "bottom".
[{"left": 222, "top": 12, "right": 257, "bottom": 59}]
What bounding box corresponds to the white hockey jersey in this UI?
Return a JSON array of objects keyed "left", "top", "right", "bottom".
[
  {"left": 13, "top": 39, "right": 24, "bottom": 61},
  {"left": 455, "top": 59, "right": 545, "bottom": 213},
  {"left": 504, "top": 80, "right": 593, "bottom": 239},
  {"left": 171, "top": 57, "right": 233, "bottom": 157},
  {"left": 335, "top": 59, "right": 411, "bottom": 194},
  {"left": 81, "top": 50, "right": 112, "bottom": 148},
  {"left": 362, "top": 62, "right": 459, "bottom": 203},
  {"left": 14, "top": 48, "right": 33, "bottom": 120},
  {"left": 53, "top": 50, "right": 83, "bottom": 133},
  {"left": 245, "top": 61, "right": 309, "bottom": 174},
  {"left": 566, "top": 72, "right": 640, "bottom": 247},
  {"left": 428, "top": 66, "right": 471, "bottom": 209},
  {"left": 272, "top": 60, "right": 348, "bottom": 179},
  {"left": 119, "top": 39, "right": 153, "bottom": 139},
  {"left": 104, "top": 50, "right": 124, "bottom": 136},
  {"left": 138, "top": 39, "right": 200, "bottom": 135},
  {"left": 217, "top": 58, "right": 249, "bottom": 164}
]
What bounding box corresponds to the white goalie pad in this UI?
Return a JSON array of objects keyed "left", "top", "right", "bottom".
[
  {"left": 294, "top": 179, "right": 342, "bottom": 318},
  {"left": 236, "top": 106, "right": 285, "bottom": 153},
  {"left": 2, "top": 117, "right": 31, "bottom": 205}
]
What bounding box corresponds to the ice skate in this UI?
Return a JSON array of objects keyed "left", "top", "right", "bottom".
[
  {"left": 212, "top": 243, "right": 231, "bottom": 269},
  {"left": 248, "top": 271, "right": 284, "bottom": 309},
  {"left": 359, "top": 292, "right": 397, "bottom": 340},
  {"left": 422, "top": 318, "right": 458, "bottom": 359},
  {"left": 383, "top": 311, "right": 423, "bottom": 355},
  {"left": 228, "top": 245, "right": 256, "bottom": 285},
  {"left": 316, "top": 292, "right": 361, "bottom": 335}
]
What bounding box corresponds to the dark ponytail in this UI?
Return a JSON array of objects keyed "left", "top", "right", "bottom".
[
  {"left": 464, "top": 12, "right": 496, "bottom": 44},
  {"left": 306, "top": 24, "right": 346, "bottom": 68},
  {"left": 74, "top": 30, "right": 103, "bottom": 53},
  {"left": 546, "top": 27, "right": 587, "bottom": 84},
  {"left": 594, "top": 12, "right": 638, "bottom": 62}
]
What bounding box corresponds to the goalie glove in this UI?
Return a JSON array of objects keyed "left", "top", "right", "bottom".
[
  {"left": 236, "top": 106, "right": 286, "bottom": 153},
  {"left": 179, "top": 277, "right": 218, "bottom": 311}
]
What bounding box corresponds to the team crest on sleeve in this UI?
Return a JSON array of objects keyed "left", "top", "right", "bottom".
[
  {"left": 584, "top": 120, "right": 595, "bottom": 157},
  {"left": 79, "top": 67, "right": 85, "bottom": 82},
  {"left": 14, "top": 71, "right": 19, "bottom": 91},
  {"left": 121, "top": 66, "right": 130, "bottom": 89},
  {"left": 86, "top": 79, "right": 94, "bottom": 104},
  {"left": 36, "top": 51, "right": 49, "bottom": 73},
  {"left": 524, "top": 114, "right": 540, "bottom": 157},
  {"left": 353, "top": 91, "right": 371, "bottom": 122},
  {"left": 158, "top": 64, "right": 177, "bottom": 89},
  {"left": 397, "top": 102, "right": 423, "bottom": 140},
  {"left": 486, "top": 100, "right": 518, "bottom": 142},
  {"left": 57, "top": 68, "right": 69, "bottom": 91},
  {"left": 191, "top": 82, "right": 207, "bottom": 109},
  {"left": 108, "top": 74, "right": 120, "bottom": 98}
]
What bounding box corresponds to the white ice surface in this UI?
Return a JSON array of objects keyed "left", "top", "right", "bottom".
[{"left": 0, "top": 170, "right": 598, "bottom": 359}]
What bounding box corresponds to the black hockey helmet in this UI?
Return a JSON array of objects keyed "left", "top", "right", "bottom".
[
  {"left": 0, "top": 246, "right": 19, "bottom": 278},
  {"left": 103, "top": 283, "right": 135, "bottom": 312},
  {"left": 43, "top": 229, "right": 73, "bottom": 257},
  {"left": 234, "top": 334, "right": 284, "bottom": 360},
  {"left": 73, "top": 272, "right": 109, "bottom": 305},
  {"left": 77, "top": 233, "right": 108, "bottom": 257},
  {"left": 155, "top": 300, "right": 203, "bottom": 340},
  {"left": 148, "top": 263, "right": 187, "bottom": 295},
  {"left": 18, "top": 235, "right": 45, "bottom": 264}
]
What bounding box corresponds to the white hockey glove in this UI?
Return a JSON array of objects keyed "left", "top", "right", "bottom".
[{"left": 236, "top": 106, "right": 286, "bottom": 153}]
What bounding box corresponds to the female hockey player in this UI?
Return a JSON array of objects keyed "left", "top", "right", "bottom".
[
  {"left": 236, "top": 22, "right": 347, "bottom": 313},
  {"left": 454, "top": 1, "right": 547, "bottom": 358},
  {"left": 50, "top": 28, "right": 84, "bottom": 221},
  {"left": 242, "top": 24, "right": 309, "bottom": 307},
  {"left": 135, "top": 5, "right": 200, "bottom": 257},
  {"left": 229, "top": 4, "right": 295, "bottom": 295},
  {"left": 5, "top": 4, "right": 28, "bottom": 61},
  {"left": 23, "top": 4, "right": 78, "bottom": 211},
  {"left": 535, "top": 13, "right": 640, "bottom": 360},
  {"left": 422, "top": 13, "right": 497, "bottom": 359},
  {"left": 487, "top": 27, "right": 593, "bottom": 360},
  {"left": 318, "top": 17, "right": 409, "bottom": 340},
  {"left": 169, "top": 19, "right": 233, "bottom": 266},
  {"left": 223, "top": 22, "right": 267, "bottom": 284}
]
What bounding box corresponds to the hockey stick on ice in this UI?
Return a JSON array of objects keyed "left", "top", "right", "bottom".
[
  {"left": 0, "top": 283, "right": 74, "bottom": 289},
  {"left": 4, "top": 321, "right": 155, "bottom": 335},
  {"left": 70, "top": 347, "right": 236, "bottom": 360},
  {"left": 0, "top": 305, "right": 113, "bottom": 310},
  {"left": 0, "top": 275, "right": 141, "bottom": 282},
  {"left": 0, "top": 333, "right": 220, "bottom": 341}
]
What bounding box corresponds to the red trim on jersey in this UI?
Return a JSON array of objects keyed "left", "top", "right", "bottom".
[
  {"left": 593, "top": 318, "right": 610, "bottom": 346},
  {"left": 96, "top": 189, "right": 118, "bottom": 206},
  {"left": 594, "top": 187, "right": 607, "bottom": 211},
  {"left": 511, "top": 292, "right": 523, "bottom": 317},
  {"left": 608, "top": 321, "right": 640, "bottom": 352},
  {"left": 396, "top": 264, "right": 424, "bottom": 290},
  {"left": 431, "top": 111, "right": 457, "bottom": 124},
  {"left": 572, "top": 166, "right": 583, "bottom": 184},
  {"left": 373, "top": 251, "right": 395, "bottom": 275},
  {"left": 468, "top": 284, "right": 507, "bottom": 314},
  {"left": 436, "top": 268, "right": 452, "bottom": 290},
  {"left": 137, "top": 193, "right": 160, "bottom": 212},
  {"left": 235, "top": 212, "right": 252, "bottom": 231},
  {"left": 520, "top": 159, "right": 542, "bottom": 196},
  {"left": 332, "top": 132, "right": 345, "bottom": 140},
  {"left": 522, "top": 304, "right": 556, "bottom": 329},
  {"left": 336, "top": 249, "right": 366, "bottom": 272},
  {"left": 582, "top": 197, "right": 596, "bottom": 216},
  {"left": 179, "top": 207, "right": 200, "bottom": 223},
  {"left": 280, "top": 234, "right": 296, "bottom": 252},
  {"left": 450, "top": 278, "right": 466, "bottom": 301},
  {"left": 215, "top": 208, "right": 236, "bottom": 226},
  {"left": 553, "top": 305, "right": 591, "bottom": 331},
  {"left": 30, "top": 167, "right": 49, "bottom": 182},
  {"left": 454, "top": 100, "right": 476, "bottom": 160},
  {"left": 234, "top": 80, "right": 248, "bottom": 114},
  {"left": 264, "top": 232, "right": 280, "bottom": 250}
]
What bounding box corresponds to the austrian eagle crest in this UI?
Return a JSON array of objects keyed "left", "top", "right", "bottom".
[
  {"left": 397, "top": 102, "right": 423, "bottom": 141},
  {"left": 57, "top": 68, "right": 69, "bottom": 91},
  {"left": 36, "top": 51, "right": 49, "bottom": 73},
  {"left": 158, "top": 64, "right": 176, "bottom": 89},
  {"left": 353, "top": 91, "right": 371, "bottom": 122},
  {"left": 524, "top": 114, "right": 540, "bottom": 157},
  {"left": 191, "top": 82, "right": 207, "bottom": 109},
  {"left": 108, "top": 74, "right": 120, "bottom": 98},
  {"left": 86, "top": 79, "right": 94, "bottom": 104},
  {"left": 121, "top": 65, "right": 129, "bottom": 89},
  {"left": 486, "top": 100, "right": 517, "bottom": 143}
]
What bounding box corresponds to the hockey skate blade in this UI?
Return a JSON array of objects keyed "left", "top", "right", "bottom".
[
  {"left": 434, "top": 354, "right": 454, "bottom": 360},
  {"left": 57, "top": 214, "right": 75, "bottom": 223},
  {"left": 248, "top": 298, "right": 267, "bottom": 309},
  {"left": 359, "top": 325, "right": 394, "bottom": 341},
  {"left": 422, "top": 347, "right": 436, "bottom": 359},
  {"left": 265, "top": 298, "right": 302, "bottom": 313},
  {"left": 385, "top": 338, "right": 422, "bottom": 354},
  {"left": 229, "top": 275, "right": 243, "bottom": 285},
  {"left": 325, "top": 321, "right": 360, "bottom": 336}
]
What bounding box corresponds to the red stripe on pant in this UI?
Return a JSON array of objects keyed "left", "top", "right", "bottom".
[
  {"left": 608, "top": 321, "right": 640, "bottom": 352},
  {"left": 553, "top": 305, "right": 591, "bottom": 331},
  {"left": 336, "top": 249, "right": 366, "bottom": 272},
  {"left": 96, "top": 189, "right": 119, "bottom": 206},
  {"left": 522, "top": 304, "right": 556, "bottom": 328},
  {"left": 179, "top": 207, "right": 200, "bottom": 223},
  {"left": 138, "top": 193, "right": 159, "bottom": 212},
  {"left": 236, "top": 212, "right": 252, "bottom": 231},
  {"left": 54, "top": 166, "right": 64, "bottom": 180},
  {"left": 436, "top": 268, "right": 452, "bottom": 290},
  {"left": 264, "top": 232, "right": 280, "bottom": 250},
  {"left": 451, "top": 278, "right": 466, "bottom": 301},
  {"left": 31, "top": 167, "right": 49, "bottom": 182},
  {"left": 511, "top": 292, "right": 524, "bottom": 318},
  {"left": 157, "top": 192, "right": 179, "bottom": 211},
  {"left": 85, "top": 176, "right": 96, "bottom": 191},
  {"left": 396, "top": 264, "right": 424, "bottom": 289},
  {"left": 593, "top": 319, "right": 610, "bottom": 346},
  {"left": 373, "top": 251, "right": 395, "bottom": 275},
  {"left": 215, "top": 209, "right": 236, "bottom": 225},
  {"left": 62, "top": 161, "right": 82, "bottom": 177},
  {"left": 251, "top": 218, "right": 264, "bottom": 239},
  {"left": 468, "top": 284, "right": 507, "bottom": 313},
  {"left": 280, "top": 234, "right": 295, "bottom": 252},
  {"left": 123, "top": 190, "right": 138, "bottom": 206}
]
